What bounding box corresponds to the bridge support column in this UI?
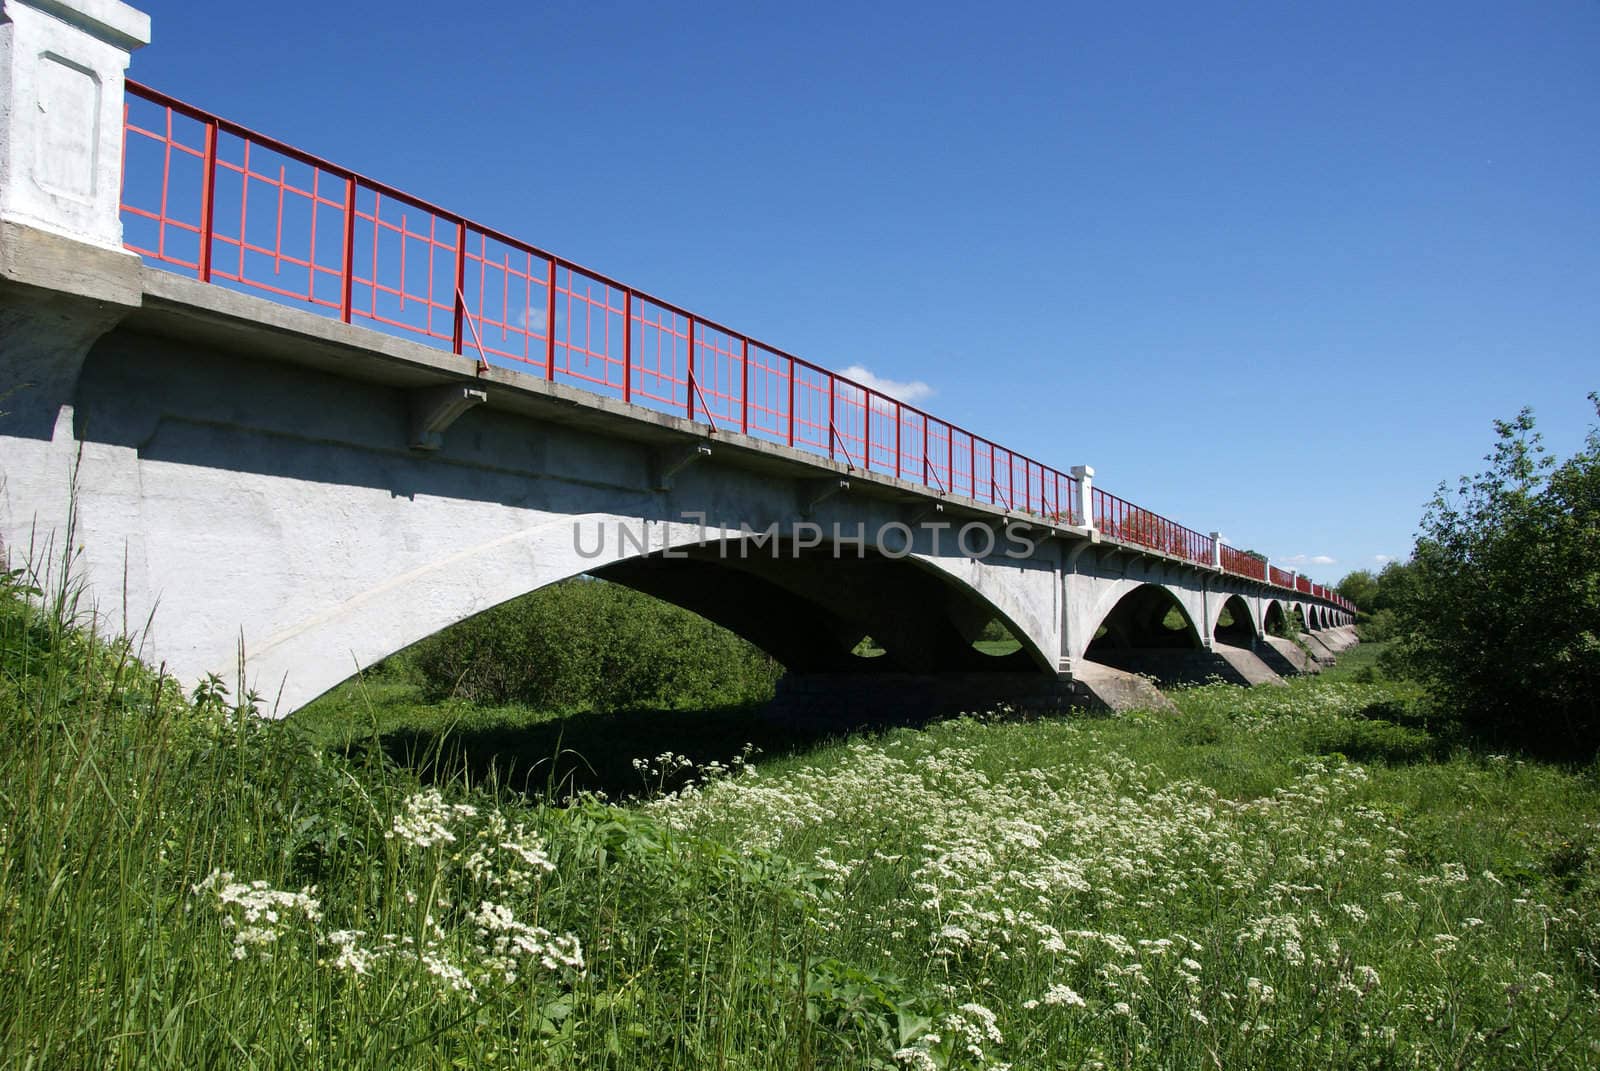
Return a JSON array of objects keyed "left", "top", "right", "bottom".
[
  {"left": 2, "top": 0, "right": 147, "bottom": 568},
  {"left": 1, "top": 0, "right": 148, "bottom": 436}
]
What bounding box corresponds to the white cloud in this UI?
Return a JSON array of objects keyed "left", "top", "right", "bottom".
[
  {"left": 1278, "top": 553, "right": 1337, "bottom": 566},
  {"left": 838, "top": 364, "right": 935, "bottom": 404},
  {"left": 510, "top": 305, "right": 548, "bottom": 334},
  {"left": 1373, "top": 554, "right": 1394, "bottom": 564}
]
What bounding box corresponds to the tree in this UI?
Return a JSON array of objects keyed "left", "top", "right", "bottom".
[
  {"left": 1392, "top": 395, "right": 1600, "bottom": 755},
  {"left": 1370, "top": 560, "right": 1416, "bottom": 614},
  {"left": 1336, "top": 569, "right": 1380, "bottom": 613}
]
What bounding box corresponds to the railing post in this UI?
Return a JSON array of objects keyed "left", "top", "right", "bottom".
[
  {"left": 686, "top": 314, "right": 697, "bottom": 420},
  {"left": 1209, "top": 531, "right": 1224, "bottom": 571},
  {"left": 197, "top": 118, "right": 218, "bottom": 282},
  {"left": 947, "top": 427, "right": 954, "bottom": 496},
  {"left": 1069, "top": 465, "right": 1095, "bottom": 531},
  {"left": 894, "top": 401, "right": 902, "bottom": 480},
  {"left": 622, "top": 289, "right": 632, "bottom": 404},
  {"left": 863, "top": 392, "right": 871, "bottom": 472},
  {"left": 545, "top": 258, "right": 557, "bottom": 381},
  {"left": 921, "top": 416, "right": 930, "bottom": 486},
  {"left": 786, "top": 360, "right": 795, "bottom": 447},
  {"left": 451, "top": 219, "right": 467, "bottom": 356},
  {"left": 739, "top": 337, "right": 748, "bottom": 435},
  {"left": 970, "top": 437, "right": 977, "bottom": 501},
  {"left": 340, "top": 176, "right": 356, "bottom": 323},
  {"left": 827, "top": 373, "right": 835, "bottom": 459}
]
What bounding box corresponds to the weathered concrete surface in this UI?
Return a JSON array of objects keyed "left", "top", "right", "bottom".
[
  {"left": 1073, "top": 662, "right": 1177, "bottom": 713},
  {"left": 1211, "top": 643, "right": 1287, "bottom": 686},
  {"left": 0, "top": 0, "right": 150, "bottom": 252},
  {"left": 1, "top": 220, "right": 142, "bottom": 436},
  {"left": 1320, "top": 626, "right": 1360, "bottom": 652},
  {"left": 1262, "top": 636, "right": 1322, "bottom": 675},
  {"left": 1300, "top": 631, "right": 1338, "bottom": 664},
  {"left": 1310, "top": 628, "right": 1346, "bottom": 653}
]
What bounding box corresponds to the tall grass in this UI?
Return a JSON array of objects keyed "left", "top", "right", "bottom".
[{"left": 2, "top": 562, "right": 1597, "bottom": 1068}]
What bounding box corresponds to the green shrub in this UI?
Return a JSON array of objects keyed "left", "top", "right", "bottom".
[
  {"left": 1394, "top": 395, "right": 1600, "bottom": 755},
  {"left": 1356, "top": 607, "right": 1399, "bottom": 642},
  {"left": 408, "top": 577, "right": 782, "bottom": 710}
]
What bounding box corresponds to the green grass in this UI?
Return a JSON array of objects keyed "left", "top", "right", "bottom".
[{"left": 4, "top": 578, "right": 1598, "bottom": 1069}]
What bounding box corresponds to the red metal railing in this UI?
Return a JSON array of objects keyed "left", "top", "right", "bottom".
[
  {"left": 1090, "top": 488, "right": 1213, "bottom": 568},
  {"left": 117, "top": 81, "right": 1343, "bottom": 606},
  {"left": 1220, "top": 544, "right": 1267, "bottom": 582}
]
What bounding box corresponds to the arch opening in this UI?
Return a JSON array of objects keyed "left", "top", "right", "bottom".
[
  {"left": 294, "top": 530, "right": 1056, "bottom": 728},
  {"left": 593, "top": 537, "right": 1051, "bottom": 675},
  {"left": 1212, "top": 594, "right": 1257, "bottom": 648},
  {"left": 973, "top": 616, "right": 1024, "bottom": 658},
  {"left": 1262, "top": 600, "right": 1288, "bottom": 638},
  {"left": 1086, "top": 584, "right": 1202, "bottom": 656}
]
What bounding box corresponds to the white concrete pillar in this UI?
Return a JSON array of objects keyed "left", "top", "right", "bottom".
[
  {"left": 1069, "top": 464, "right": 1094, "bottom": 531},
  {"left": 0, "top": 0, "right": 150, "bottom": 250},
  {"left": 1208, "top": 530, "right": 1223, "bottom": 570}
]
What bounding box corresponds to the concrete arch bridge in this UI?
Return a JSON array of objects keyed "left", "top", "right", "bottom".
[{"left": 0, "top": 0, "right": 1354, "bottom": 717}]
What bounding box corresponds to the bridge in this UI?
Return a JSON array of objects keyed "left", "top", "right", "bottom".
[{"left": 0, "top": 0, "right": 1354, "bottom": 717}]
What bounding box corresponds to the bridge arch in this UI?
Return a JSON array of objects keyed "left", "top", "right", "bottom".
[
  {"left": 1084, "top": 583, "right": 1203, "bottom": 656},
  {"left": 593, "top": 538, "right": 1053, "bottom": 677},
  {"left": 1262, "top": 599, "right": 1287, "bottom": 636},
  {"left": 1210, "top": 593, "right": 1258, "bottom": 647},
  {"left": 265, "top": 520, "right": 1059, "bottom": 710}
]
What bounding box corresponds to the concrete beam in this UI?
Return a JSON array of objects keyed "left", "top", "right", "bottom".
[
  {"left": 650, "top": 442, "right": 711, "bottom": 491},
  {"left": 800, "top": 477, "right": 849, "bottom": 517},
  {"left": 0, "top": 221, "right": 141, "bottom": 439},
  {"left": 408, "top": 384, "right": 486, "bottom": 451}
]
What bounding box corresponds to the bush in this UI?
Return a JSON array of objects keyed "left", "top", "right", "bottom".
[
  {"left": 409, "top": 577, "right": 783, "bottom": 710},
  {"left": 1393, "top": 395, "right": 1600, "bottom": 756},
  {"left": 1356, "top": 607, "right": 1399, "bottom": 642}
]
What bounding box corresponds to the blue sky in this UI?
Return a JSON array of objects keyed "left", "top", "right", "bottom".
[{"left": 125, "top": 1, "right": 1598, "bottom": 583}]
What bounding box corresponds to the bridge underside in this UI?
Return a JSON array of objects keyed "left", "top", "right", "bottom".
[{"left": 595, "top": 545, "right": 1039, "bottom": 676}]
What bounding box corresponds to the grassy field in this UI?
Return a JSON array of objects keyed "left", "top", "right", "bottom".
[{"left": 3, "top": 579, "right": 1598, "bottom": 1068}]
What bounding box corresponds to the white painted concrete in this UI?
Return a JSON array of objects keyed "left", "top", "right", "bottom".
[{"left": 0, "top": 0, "right": 148, "bottom": 250}]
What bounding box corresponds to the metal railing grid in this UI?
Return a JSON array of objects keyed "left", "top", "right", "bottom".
[{"left": 120, "top": 80, "right": 1347, "bottom": 606}]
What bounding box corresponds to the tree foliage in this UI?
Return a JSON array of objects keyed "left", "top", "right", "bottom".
[
  {"left": 1335, "top": 570, "right": 1380, "bottom": 614},
  {"left": 1393, "top": 395, "right": 1600, "bottom": 755},
  {"left": 409, "top": 578, "right": 783, "bottom": 711}
]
